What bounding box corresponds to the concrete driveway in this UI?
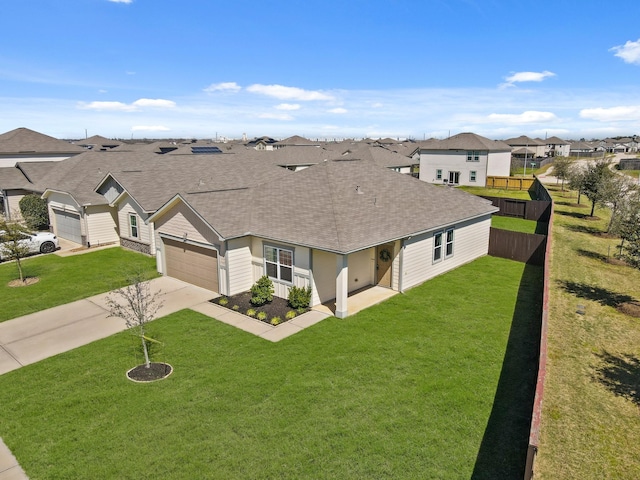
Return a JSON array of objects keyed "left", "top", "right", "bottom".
[{"left": 0, "top": 276, "right": 215, "bottom": 376}]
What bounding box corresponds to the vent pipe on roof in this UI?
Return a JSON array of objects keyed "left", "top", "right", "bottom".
[{"left": 356, "top": 185, "right": 364, "bottom": 194}]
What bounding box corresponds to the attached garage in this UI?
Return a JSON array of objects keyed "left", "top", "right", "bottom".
[
  {"left": 163, "top": 238, "right": 219, "bottom": 292},
  {"left": 53, "top": 209, "right": 82, "bottom": 244}
]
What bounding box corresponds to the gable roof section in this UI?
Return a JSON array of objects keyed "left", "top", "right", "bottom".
[
  {"left": 419, "top": 132, "right": 512, "bottom": 152},
  {"left": 503, "top": 135, "right": 545, "bottom": 146},
  {"left": 0, "top": 128, "right": 84, "bottom": 155},
  {"left": 153, "top": 158, "right": 497, "bottom": 254},
  {"left": 246, "top": 159, "right": 497, "bottom": 253}
]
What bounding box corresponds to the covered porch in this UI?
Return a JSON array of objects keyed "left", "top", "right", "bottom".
[{"left": 312, "top": 285, "right": 398, "bottom": 317}]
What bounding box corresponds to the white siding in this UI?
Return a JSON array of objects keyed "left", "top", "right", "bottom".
[
  {"left": 486, "top": 151, "right": 512, "bottom": 177},
  {"left": 118, "top": 195, "right": 152, "bottom": 245},
  {"left": 312, "top": 249, "right": 337, "bottom": 305},
  {"left": 418, "top": 150, "right": 489, "bottom": 186},
  {"left": 97, "top": 177, "right": 124, "bottom": 204},
  {"left": 401, "top": 216, "right": 492, "bottom": 290},
  {"left": 250, "top": 237, "right": 312, "bottom": 301},
  {"left": 226, "top": 237, "right": 253, "bottom": 296},
  {"left": 348, "top": 248, "right": 374, "bottom": 292},
  {"left": 154, "top": 202, "right": 219, "bottom": 246},
  {"left": 85, "top": 205, "right": 119, "bottom": 246}
]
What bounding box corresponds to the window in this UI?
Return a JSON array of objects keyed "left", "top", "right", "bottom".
[
  {"left": 466, "top": 151, "right": 480, "bottom": 162},
  {"left": 264, "top": 245, "right": 293, "bottom": 283},
  {"left": 436, "top": 169, "right": 442, "bottom": 180},
  {"left": 470, "top": 170, "right": 477, "bottom": 182},
  {"left": 449, "top": 171, "right": 460, "bottom": 185},
  {"left": 433, "top": 232, "right": 442, "bottom": 263},
  {"left": 129, "top": 214, "right": 138, "bottom": 238},
  {"left": 434, "top": 228, "right": 454, "bottom": 262},
  {"left": 445, "top": 228, "right": 454, "bottom": 258}
]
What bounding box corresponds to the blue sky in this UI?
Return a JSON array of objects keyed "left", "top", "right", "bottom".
[{"left": 2, "top": 0, "right": 640, "bottom": 141}]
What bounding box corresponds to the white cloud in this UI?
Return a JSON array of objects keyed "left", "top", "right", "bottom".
[
  {"left": 580, "top": 105, "right": 640, "bottom": 121},
  {"left": 275, "top": 103, "right": 300, "bottom": 111},
  {"left": 78, "top": 101, "right": 136, "bottom": 112},
  {"left": 131, "top": 125, "right": 170, "bottom": 132},
  {"left": 109, "top": 0, "right": 133, "bottom": 4},
  {"left": 610, "top": 39, "right": 640, "bottom": 65},
  {"left": 501, "top": 70, "right": 555, "bottom": 88},
  {"left": 257, "top": 112, "right": 294, "bottom": 121},
  {"left": 204, "top": 82, "right": 241, "bottom": 93},
  {"left": 487, "top": 111, "right": 557, "bottom": 124},
  {"left": 246, "top": 84, "right": 333, "bottom": 101},
  {"left": 329, "top": 108, "right": 348, "bottom": 114},
  {"left": 132, "top": 98, "right": 176, "bottom": 108},
  {"left": 78, "top": 98, "right": 175, "bottom": 111}
]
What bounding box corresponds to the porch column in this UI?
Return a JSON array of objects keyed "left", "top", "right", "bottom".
[{"left": 335, "top": 254, "right": 348, "bottom": 318}]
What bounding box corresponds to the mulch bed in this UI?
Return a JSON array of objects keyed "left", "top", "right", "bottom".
[
  {"left": 210, "top": 291, "right": 308, "bottom": 325},
  {"left": 126, "top": 362, "right": 173, "bottom": 382},
  {"left": 8, "top": 277, "right": 40, "bottom": 287}
]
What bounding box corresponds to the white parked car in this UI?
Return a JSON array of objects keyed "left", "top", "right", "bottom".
[{"left": 0, "top": 231, "right": 59, "bottom": 261}]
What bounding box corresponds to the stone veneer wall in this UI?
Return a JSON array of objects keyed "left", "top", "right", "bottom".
[{"left": 120, "top": 237, "right": 151, "bottom": 255}]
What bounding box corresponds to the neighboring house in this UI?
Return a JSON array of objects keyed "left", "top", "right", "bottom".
[
  {"left": 40, "top": 152, "right": 131, "bottom": 246},
  {"left": 569, "top": 141, "right": 597, "bottom": 156},
  {"left": 0, "top": 127, "right": 84, "bottom": 168},
  {"left": 545, "top": 136, "right": 570, "bottom": 157},
  {"left": 148, "top": 158, "right": 497, "bottom": 317},
  {"left": 75, "top": 135, "right": 123, "bottom": 151},
  {"left": 0, "top": 162, "right": 57, "bottom": 221},
  {"left": 416, "top": 132, "right": 512, "bottom": 186},
  {"left": 503, "top": 135, "right": 546, "bottom": 158},
  {"left": 273, "top": 135, "right": 320, "bottom": 149}
]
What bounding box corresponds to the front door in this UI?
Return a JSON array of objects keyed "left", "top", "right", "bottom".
[{"left": 376, "top": 244, "right": 393, "bottom": 288}]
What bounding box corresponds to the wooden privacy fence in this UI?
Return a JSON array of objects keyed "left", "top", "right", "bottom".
[
  {"left": 488, "top": 228, "right": 547, "bottom": 266},
  {"left": 486, "top": 176, "right": 535, "bottom": 190},
  {"left": 482, "top": 197, "right": 552, "bottom": 222}
]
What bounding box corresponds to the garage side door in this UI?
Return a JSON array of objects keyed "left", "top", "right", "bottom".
[
  {"left": 164, "top": 238, "right": 219, "bottom": 292},
  {"left": 53, "top": 210, "right": 82, "bottom": 244}
]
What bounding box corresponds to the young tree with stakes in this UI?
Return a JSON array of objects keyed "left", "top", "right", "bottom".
[{"left": 106, "top": 274, "right": 163, "bottom": 368}]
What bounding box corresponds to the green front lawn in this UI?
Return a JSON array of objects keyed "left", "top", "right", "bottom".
[
  {"left": 0, "top": 248, "right": 158, "bottom": 322},
  {"left": 0, "top": 256, "right": 541, "bottom": 479}
]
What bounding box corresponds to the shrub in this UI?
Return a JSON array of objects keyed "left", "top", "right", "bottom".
[
  {"left": 285, "top": 310, "right": 297, "bottom": 320},
  {"left": 250, "top": 275, "right": 274, "bottom": 306},
  {"left": 218, "top": 297, "right": 228, "bottom": 306},
  {"left": 232, "top": 305, "right": 240, "bottom": 311},
  {"left": 19, "top": 194, "right": 50, "bottom": 231},
  {"left": 256, "top": 311, "right": 268, "bottom": 321},
  {"left": 288, "top": 285, "right": 312, "bottom": 309},
  {"left": 270, "top": 317, "right": 281, "bottom": 326},
  {"left": 246, "top": 308, "right": 257, "bottom": 317}
]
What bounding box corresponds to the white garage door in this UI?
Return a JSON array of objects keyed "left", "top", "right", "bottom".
[
  {"left": 54, "top": 210, "right": 82, "bottom": 244},
  {"left": 164, "top": 238, "right": 219, "bottom": 292}
]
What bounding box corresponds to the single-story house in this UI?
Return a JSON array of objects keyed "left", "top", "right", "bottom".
[
  {"left": 416, "top": 133, "right": 512, "bottom": 186},
  {"left": 148, "top": 158, "right": 498, "bottom": 317}
]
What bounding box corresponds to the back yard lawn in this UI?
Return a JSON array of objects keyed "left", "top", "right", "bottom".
[
  {"left": 0, "top": 256, "right": 541, "bottom": 479},
  {"left": 0, "top": 247, "right": 158, "bottom": 322}
]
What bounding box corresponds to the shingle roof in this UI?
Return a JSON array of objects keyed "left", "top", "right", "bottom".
[
  {"left": 418, "top": 132, "right": 512, "bottom": 151},
  {"left": 545, "top": 136, "right": 569, "bottom": 145},
  {"left": 0, "top": 128, "right": 85, "bottom": 154},
  {"left": 179, "top": 158, "right": 497, "bottom": 253},
  {"left": 503, "top": 135, "right": 545, "bottom": 146}
]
